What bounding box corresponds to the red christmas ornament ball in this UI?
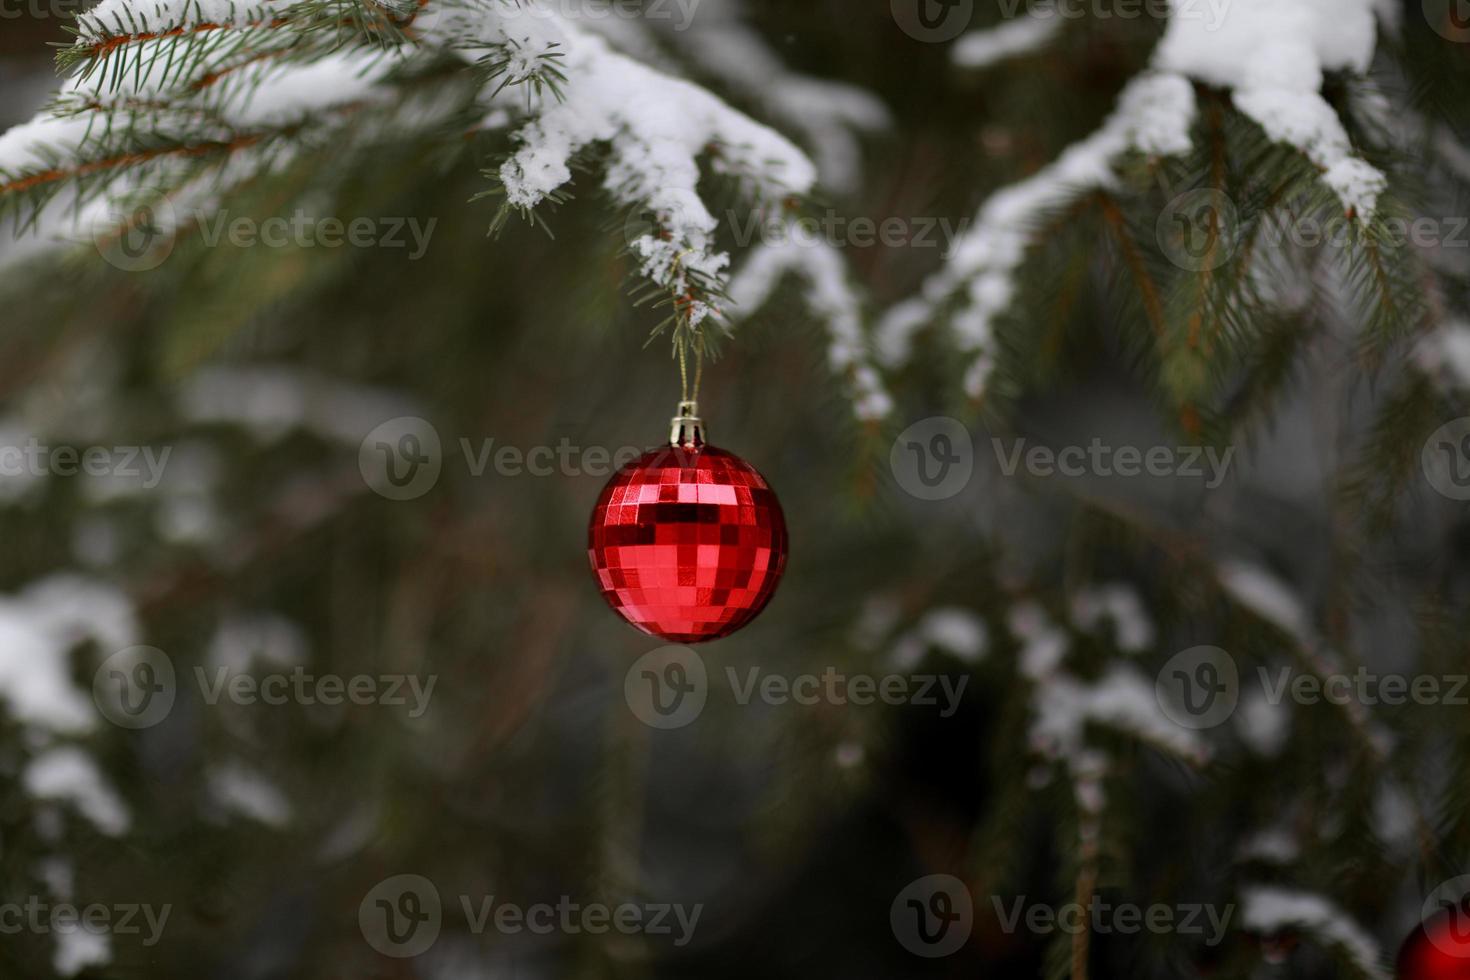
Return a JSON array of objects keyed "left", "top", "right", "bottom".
[
  {"left": 1398, "top": 911, "right": 1470, "bottom": 979},
  {"left": 588, "top": 442, "right": 787, "bottom": 643}
]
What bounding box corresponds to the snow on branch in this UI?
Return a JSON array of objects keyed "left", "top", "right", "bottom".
[
  {"left": 1153, "top": 0, "right": 1386, "bottom": 217},
  {"left": 484, "top": 22, "right": 815, "bottom": 321},
  {"left": 1010, "top": 601, "right": 1207, "bottom": 777},
  {"left": 1216, "top": 558, "right": 1392, "bottom": 757},
  {"left": 727, "top": 237, "right": 892, "bottom": 420},
  {"left": 1240, "top": 886, "right": 1388, "bottom": 980},
  {"left": 654, "top": 0, "right": 889, "bottom": 194},
  {"left": 0, "top": 575, "right": 139, "bottom": 734},
  {"left": 884, "top": 0, "right": 1389, "bottom": 399},
  {"left": 877, "top": 71, "right": 1196, "bottom": 397},
  {"left": 952, "top": 13, "right": 1063, "bottom": 70},
  {"left": 1, "top": 0, "right": 820, "bottom": 345},
  {"left": 1416, "top": 319, "right": 1470, "bottom": 392}
]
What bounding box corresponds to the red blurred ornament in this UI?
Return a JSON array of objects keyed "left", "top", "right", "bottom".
[
  {"left": 1399, "top": 909, "right": 1470, "bottom": 979},
  {"left": 588, "top": 401, "right": 787, "bottom": 643}
]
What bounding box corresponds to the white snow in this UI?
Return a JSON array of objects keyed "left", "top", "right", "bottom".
[
  {"left": 889, "top": 607, "right": 989, "bottom": 669},
  {"left": 1154, "top": 0, "right": 1384, "bottom": 215},
  {"left": 180, "top": 365, "right": 421, "bottom": 445},
  {"left": 53, "top": 930, "right": 111, "bottom": 978},
  {"left": 1217, "top": 559, "right": 1313, "bottom": 645},
  {"left": 417, "top": 6, "right": 818, "bottom": 317},
  {"left": 208, "top": 762, "right": 293, "bottom": 826},
  {"left": 75, "top": 0, "right": 284, "bottom": 41},
  {"left": 3, "top": 0, "right": 821, "bottom": 323},
  {"left": 1069, "top": 583, "right": 1155, "bottom": 653},
  {"left": 23, "top": 746, "right": 132, "bottom": 836},
  {"left": 1237, "top": 828, "right": 1299, "bottom": 864},
  {"left": 1234, "top": 684, "right": 1292, "bottom": 756},
  {"left": 727, "top": 238, "right": 892, "bottom": 420},
  {"left": 953, "top": 16, "right": 1063, "bottom": 70},
  {"left": 917, "top": 608, "right": 989, "bottom": 663},
  {"left": 1030, "top": 664, "right": 1209, "bottom": 766},
  {"left": 207, "top": 613, "right": 307, "bottom": 672},
  {"left": 1372, "top": 781, "right": 1415, "bottom": 848},
  {"left": 1009, "top": 600, "right": 1071, "bottom": 680},
  {"left": 0, "top": 576, "right": 141, "bottom": 734},
  {"left": 1011, "top": 601, "right": 1206, "bottom": 812},
  {"left": 1415, "top": 320, "right": 1470, "bottom": 391},
  {"left": 882, "top": 0, "right": 1388, "bottom": 394},
  {"left": 657, "top": 0, "right": 889, "bottom": 193},
  {"left": 1240, "top": 886, "right": 1387, "bottom": 980},
  {"left": 877, "top": 72, "right": 1197, "bottom": 394}
]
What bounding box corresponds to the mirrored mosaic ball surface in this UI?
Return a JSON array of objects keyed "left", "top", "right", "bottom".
[{"left": 588, "top": 444, "right": 788, "bottom": 643}]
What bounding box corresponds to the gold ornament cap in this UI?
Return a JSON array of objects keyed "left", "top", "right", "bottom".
[{"left": 669, "top": 400, "right": 705, "bottom": 448}]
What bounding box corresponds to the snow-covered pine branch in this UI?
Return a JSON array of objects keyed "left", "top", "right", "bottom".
[
  {"left": 882, "top": 0, "right": 1392, "bottom": 400},
  {"left": 644, "top": 0, "right": 889, "bottom": 195},
  {"left": 727, "top": 236, "right": 893, "bottom": 421},
  {"left": 1, "top": 0, "right": 820, "bottom": 354}
]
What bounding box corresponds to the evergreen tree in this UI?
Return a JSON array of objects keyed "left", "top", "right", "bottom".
[{"left": 0, "top": 1, "right": 1468, "bottom": 977}]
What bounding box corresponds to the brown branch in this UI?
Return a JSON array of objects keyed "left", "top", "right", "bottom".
[
  {"left": 84, "top": 19, "right": 292, "bottom": 61},
  {"left": 193, "top": 48, "right": 286, "bottom": 89},
  {"left": 1097, "top": 192, "right": 1166, "bottom": 340},
  {"left": 0, "top": 134, "right": 266, "bottom": 197},
  {"left": 75, "top": 0, "right": 433, "bottom": 62}
]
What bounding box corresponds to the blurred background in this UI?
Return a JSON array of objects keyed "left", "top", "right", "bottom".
[{"left": 2, "top": 1, "right": 1469, "bottom": 979}]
